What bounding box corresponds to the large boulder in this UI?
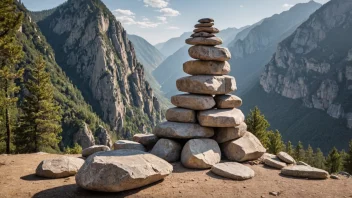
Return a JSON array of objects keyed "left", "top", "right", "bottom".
[
  {"left": 222, "top": 132, "right": 266, "bottom": 162},
  {"left": 132, "top": 134, "right": 159, "bottom": 149},
  {"left": 213, "top": 122, "right": 247, "bottom": 143},
  {"left": 96, "top": 125, "right": 113, "bottom": 147},
  {"left": 214, "top": 95, "right": 242, "bottom": 109},
  {"left": 113, "top": 140, "right": 146, "bottom": 151},
  {"left": 188, "top": 46, "right": 231, "bottom": 61},
  {"left": 165, "top": 108, "right": 196, "bottom": 123},
  {"left": 197, "top": 108, "right": 245, "bottom": 127},
  {"left": 211, "top": 162, "right": 255, "bottom": 180},
  {"left": 82, "top": 145, "right": 110, "bottom": 157},
  {"left": 183, "top": 60, "right": 230, "bottom": 76},
  {"left": 151, "top": 139, "right": 182, "bottom": 162},
  {"left": 176, "top": 75, "right": 236, "bottom": 95},
  {"left": 73, "top": 122, "right": 95, "bottom": 149},
  {"left": 171, "top": 94, "right": 215, "bottom": 110},
  {"left": 185, "top": 37, "right": 222, "bottom": 46},
  {"left": 36, "top": 156, "right": 85, "bottom": 178},
  {"left": 281, "top": 165, "right": 329, "bottom": 179},
  {"left": 75, "top": 150, "right": 173, "bottom": 192},
  {"left": 153, "top": 121, "right": 214, "bottom": 139},
  {"left": 181, "top": 139, "right": 221, "bottom": 169},
  {"left": 277, "top": 152, "right": 296, "bottom": 164},
  {"left": 264, "top": 158, "right": 287, "bottom": 169}
]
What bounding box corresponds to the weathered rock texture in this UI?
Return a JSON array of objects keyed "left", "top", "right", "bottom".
[
  {"left": 113, "top": 140, "right": 146, "bottom": 151},
  {"left": 281, "top": 165, "right": 329, "bottom": 179},
  {"left": 73, "top": 122, "right": 95, "bottom": 149},
  {"left": 213, "top": 122, "right": 247, "bottom": 143},
  {"left": 82, "top": 145, "right": 110, "bottom": 157},
  {"left": 36, "top": 157, "right": 85, "bottom": 178},
  {"left": 153, "top": 122, "right": 214, "bottom": 139},
  {"left": 165, "top": 108, "right": 196, "bottom": 123},
  {"left": 183, "top": 60, "right": 230, "bottom": 75},
  {"left": 211, "top": 162, "right": 255, "bottom": 180},
  {"left": 197, "top": 108, "right": 245, "bottom": 127},
  {"left": 151, "top": 139, "right": 182, "bottom": 162},
  {"left": 171, "top": 94, "right": 215, "bottom": 110}
]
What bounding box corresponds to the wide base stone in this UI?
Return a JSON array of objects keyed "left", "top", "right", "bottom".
[
  {"left": 75, "top": 150, "right": 173, "bottom": 192},
  {"left": 82, "top": 145, "right": 110, "bottom": 157},
  {"left": 185, "top": 37, "right": 222, "bottom": 46},
  {"left": 153, "top": 121, "right": 214, "bottom": 139},
  {"left": 113, "top": 140, "right": 146, "bottom": 152},
  {"left": 197, "top": 108, "right": 245, "bottom": 127},
  {"left": 183, "top": 60, "right": 230, "bottom": 75},
  {"left": 151, "top": 139, "right": 182, "bottom": 162},
  {"left": 189, "top": 46, "right": 231, "bottom": 61},
  {"left": 281, "top": 165, "right": 329, "bottom": 179},
  {"left": 213, "top": 122, "right": 247, "bottom": 143},
  {"left": 211, "top": 162, "right": 255, "bottom": 180},
  {"left": 181, "top": 139, "right": 221, "bottom": 169},
  {"left": 171, "top": 94, "right": 215, "bottom": 110},
  {"left": 36, "top": 157, "right": 85, "bottom": 178},
  {"left": 222, "top": 132, "right": 266, "bottom": 162},
  {"left": 166, "top": 108, "right": 196, "bottom": 123},
  {"left": 214, "top": 95, "right": 242, "bottom": 109},
  {"left": 176, "top": 75, "right": 236, "bottom": 95}
]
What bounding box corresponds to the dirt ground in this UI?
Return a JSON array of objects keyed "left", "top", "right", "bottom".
[{"left": 0, "top": 153, "right": 352, "bottom": 198}]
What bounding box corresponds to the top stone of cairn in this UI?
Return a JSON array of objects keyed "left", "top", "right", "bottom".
[{"left": 198, "top": 18, "right": 214, "bottom": 23}]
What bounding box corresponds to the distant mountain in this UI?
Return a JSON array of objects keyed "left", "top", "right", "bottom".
[
  {"left": 153, "top": 27, "right": 246, "bottom": 97},
  {"left": 228, "top": 1, "right": 321, "bottom": 95},
  {"left": 154, "top": 32, "right": 191, "bottom": 57},
  {"left": 242, "top": 0, "right": 352, "bottom": 152}
]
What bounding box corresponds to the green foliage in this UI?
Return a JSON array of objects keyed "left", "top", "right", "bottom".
[
  {"left": 285, "top": 141, "right": 294, "bottom": 157},
  {"left": 267, "top": 130, "right": 285, "bottom": 154},
  {"left": 245, "top": 106, "right": 270, "bottom": 148},
  {"left": 16, "top": 57, "right": 62, "bottom": 153},
  {"left": 64, "top": 143, "right": 82, "bottom": 154},
  {"left": 305, "top": 145, "right": 314, "bottom": 166},
  {"left": 313, "top": 148, "right": 326, "bottom": 170},
  {"left": 294, "top": 141, "right": 305, "bottom": 161},
  {"left": 325, "top": 147, "right": 343, "bottom": 174},
  {"left": 344, "top": 140, "right": 352, "bottom": 173}
]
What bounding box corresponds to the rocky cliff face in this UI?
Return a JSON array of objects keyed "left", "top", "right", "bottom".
[
  {"left": 38, "top": 0, "right": 162, "bottom": 137},
  {"left": 260, "top": 0, "right": 352, "bottom": 127}
]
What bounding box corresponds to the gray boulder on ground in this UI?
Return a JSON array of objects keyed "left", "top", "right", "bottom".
[
  {"left": 171, "top": 94, "right": 215, "bottom": 110},
  {"left": 188, "top": 46, "right": 231, "bottom": 61},
  {"left": 113, "top": 140, "right": 146, "bottom": 152},
  {"left": 214, "top": 95, "right": 242, "bottom": 109},
  {"left": 36, "top": 156, "right": 85, "bottom": 178},
  {"left": 197, "top": 108, "right": 245, "bottom": 127},
  {"left": 82, "top": 145, "right": 110, "bottom": 157},
  {"left": 181, "top": 139, "right": 221, "bottom": 169},
  {"left": 277, "top": 152, "right": 296, "bottom": 164},
  {"left": 132, "top": 134, "right": 159, "bottom": 148},
  {"left": 264, "top": 158, "right": 287, "bottom": 169},
  {"left": 213, "top": 122, "right": 247, "bottom": 143},
  {"left": 151, "top": 139, "right": 182, "bottom": 162},
  {"left": 183, "top": 60, "right": 230, "bottom": 76},
  {"left": 176, "top": 75, "right": 236, "bottom": 95},
  {"left": 75, "top": 150, "right": 173, "bottom": 192},
  {"left": 153, "top": 121, "right": 214, "bottom": 139},
  {"left": 222, "top": 132, "right": 266, "bottom": 162},
  {"left": 211, "top": 162, "right": 255, "bottom": 180},
  {"left": 281, "top": 165, "right": 329, "bottom": 179},
  {"left": 165, "top": 108, "right": 196, "bottom": 123}
]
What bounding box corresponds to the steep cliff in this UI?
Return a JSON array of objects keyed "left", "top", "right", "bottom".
[
  {"left": 260, "top": 0, "right": 352, "bottom": 128},
  {"left": 228, "top": 1, "right": 321, "bottom": 94},
  {"left": 37, "top": 0, "right": 162, "bottom": 137}
]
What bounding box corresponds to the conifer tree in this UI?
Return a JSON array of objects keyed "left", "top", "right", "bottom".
[
  {"left": 0, "top": 0, "right": 24, "bottom": 154},
  {"left": 313, "top": 148, "right": 326, "bottom": 170},
  {"left": 344, "top": 140, "right": 352, "bottom": 173},
  {"left": 325, "top": 147, "right": 342, "bottom": 173},
  {"left": 305, "top": 145, "right": 314, "bottom": 166},
  {"left": 285, "top": 141, "right": 294, "bottom": 156},
  {"left": 294, "top": 141, "right": 305, "bottom": 161},
  {"left": 16, "top": 57, "right": 62, "bottom": 152},
  {"left": 267, "top": 130, "right": 285, "bottom": 154},
  {"left": 245, "top": 106, "right": 270, "bottom": 147}
]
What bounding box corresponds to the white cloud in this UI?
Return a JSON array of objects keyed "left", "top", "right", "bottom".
[
  {"left": 166, "top": 26, "right": 179, "bottom": 30},
  {"left": 114, "top": 9, "right": 135, "bottom": 16},
  {"left": 157, "top": 16, "right": 167, "bottom": 23},
  {"left": 142, "top": 17, "right": 150, "bottom": 21},
  {"left": 160, "top": 8, "right": 180, "bottom": 17},
  {"left": 144, "top": 0, "right": 168, "bottom": 8},
  {"left": 282, "top": 3, "right": 293, "bottom": 8},
  {"left": 136, "top": 21, "right": 160, "bottom": 28},
  {"left": 115, "top": 16, "right": 136, "bottom": 25}
]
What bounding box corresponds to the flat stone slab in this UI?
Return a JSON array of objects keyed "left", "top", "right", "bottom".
[
  {"left": 277, "top": 152, "right": 296, "bottom": 164},
  {"left": 181, "top": 139, "right": 221, "bottom": 169},
  {"left": 222, "top": 132, "right": 266, "bottom": 162},
  {"left": 281, "top": 165, "right": 329, "bottom": 179},
  {"left": 36, "top": 156, "right": 85, "bottom": 178},
  {"left": 191, "top": 32, "right": 215, "bottom": 38},
  {"left": 213, "top": 122, "right": 247, "bottom": 143},
  {"left": 132, "top": 134, "right": 159, "bottom": 148},
  {"left": 193, "top": 27, "right": 219, "bottom": 33},
  {"left": 166, "top": 107, "right": 196, "bottom": 123},
  {"left": 197, "top": 108, "right": 245, "bottom": 127},
  {"left": 214, "top": 95, "right": 242, "bottom": 109},
  {"left": 153, "top": 121, "right": 214, "bottom": 139},
  {"left": 186, "top": 37, "right": 222, "bottom": 46},
  {"left": 198, "top": 18, "right": 214, "bottom": 23},
  {"left": 151, "top": 139, "right": 182, "bottom": 162},
  {"left": 211, "top": 162, "right": 255, "bottom": 180},
  {"left": 183, "top": 60, "right": 230, "bottom": 75},
  {"left": 171, "top": 94, "right": 215, "bottom": 110},
  {"left": 176, "top": 75, "right": 236, "bottom": 95},
  {"left": 82, "top": 145, "right": 110, "bottom": 157},
  {"left": 189, "top": 46, "right": 231, "bottom": 61},
  {"left": 75, "top": 150, "right": 173, "bottom": 192},
  {"left": 195, "top": 22, "right": 214, "bottom": 28},
  {"left": 264, "top": 158, "right": 287, "bottom": 169},
  {"left": 113, "top": 140, "right": 146, "bottom": 152}
]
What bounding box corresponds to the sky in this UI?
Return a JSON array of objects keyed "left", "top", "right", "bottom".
[{"left": 22, "top": 0, "right": 330, "bottom": 45}]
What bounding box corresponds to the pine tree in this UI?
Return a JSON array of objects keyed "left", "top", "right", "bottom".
[
  {"left": 0, "top": 0, "right": 24, "bottom": 154},
  {"left": 16, "top": 57, "right": 62, "bottom": 152},
  {"left": 285, "top": 141, "right": 294, "bottom": 156},
  {"left": 344, "top": 140, "right": 352, "bottom": 173},
  {"left": 267, "top": 130, "right": 285, "bottom": 154},
  {"left": 294, "top": 141, "right": 305, "bottom": 161},
  {"left": 313, "top": 148, "right": 326, "bottom": 170},
  {"left": 245, "top": 106, "right": 270, "bottom": 147},
  {"left": 325, "top": 147, "right": 342, "bottom": 174},
  {"left": 305, "top": 145, "right": 314, "bottom": 166}
]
